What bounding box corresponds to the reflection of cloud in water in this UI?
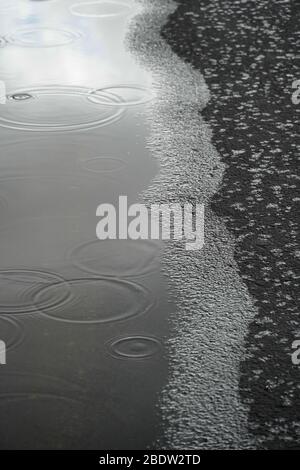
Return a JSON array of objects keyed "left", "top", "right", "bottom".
[{"left": 0, "top": 0, "right": 151, "bottom": 89}]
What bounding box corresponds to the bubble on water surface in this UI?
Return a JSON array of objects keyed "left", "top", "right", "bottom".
[
  {"left": 9, "top": 93, "right": 34, "bottom": 102},
  {"left": 0, "top": 174, "right": 105, "bottom": 218}
]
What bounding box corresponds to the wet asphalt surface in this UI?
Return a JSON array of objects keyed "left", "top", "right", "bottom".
[
  {"left": 161, "top": 0, "right": 300, "bottom": 449},
  {"left": 0, "top": 0, "right": 299, "bottom": 450}
]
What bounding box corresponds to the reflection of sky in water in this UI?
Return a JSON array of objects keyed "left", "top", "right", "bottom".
[
  {"left": 0, "top": 0, "right": 150, "bottom": 89},
  {"left": 0, "top": 1, "right": 168, "bottom": 450}
]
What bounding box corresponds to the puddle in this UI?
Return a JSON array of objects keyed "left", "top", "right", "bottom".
[
  {"left": 0, "top": 174, "right": 108, "bottom": 217},
  {"left": 8, "top": 93, "right": 34, "bottom": 101},
  {"left": 0, "top": 395, "right": 91, "bottom": 449},
  {"left": 0, "top": 215, "right": 97, "bottom": 270},
  {"left": 0, "top": 135, "right": 132, "bottom": 176},
  {"left": 0, "top": 371, "right": 85, "bottom": 394},
  {"left": 0, "top": 0, "right": 170, "bottom": 450}
]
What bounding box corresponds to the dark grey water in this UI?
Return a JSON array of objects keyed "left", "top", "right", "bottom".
[{"left": 0, "top": 0, "right": 171, "bottom": 449}]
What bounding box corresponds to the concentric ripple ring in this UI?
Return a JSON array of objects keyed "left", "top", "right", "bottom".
[
  {"left": 107, "top": 335, "right": 162, "bottom": 360},
  {"left": 5, "top": 27, "right": 82, "bottom": 48},
  {"left": 0, "top": 317, "right": 24, "bottom": 352},
  {"left": 70, "top": 1, "right": 132, "bottom": 18},
  {"left": 88, "top": 84, "right": 153, "bottom": 107},
  {"left": 1, "top": 86, "right": 125, "bottom": 132},
  {"left": 31, "top": 277, "right": 155, "bottom": 324},
  {"left": 0, "top": 269, "right": 71, "bottom": 315}
]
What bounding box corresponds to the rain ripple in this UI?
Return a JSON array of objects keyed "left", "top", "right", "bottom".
[
  {"left": 30, "top": 277, "right": 155, "bottom": 324},
  {"left": 5, "top": 27, "right": 82, "bottom": 48},
  {"left": 88, "top": 84, "right": 154, "bottom": 107},
  {"left": 1, "top": 86, "right": 125, "bottom": 132},
  {"left": 0, "top": 317, "right": 24, "bottom": 352},
  {"left": 107, "top": 335, "right": 162, "bottom": 360},
  {"left": 79, "top": 156, "right": 126, "bottom": 173},
  {"left": 70, "top": 1, "right": 132, "bottom": 19},
  {"left": 0, "top": 269, "right": 71, "bottom": 316},
  {"left": 70, "top": 239, "right": 160, "bottom": 278}
]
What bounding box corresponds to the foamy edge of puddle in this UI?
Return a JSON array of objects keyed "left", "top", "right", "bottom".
[{"left": 127, "top": 0, "right": 258, "bottom": 449}]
